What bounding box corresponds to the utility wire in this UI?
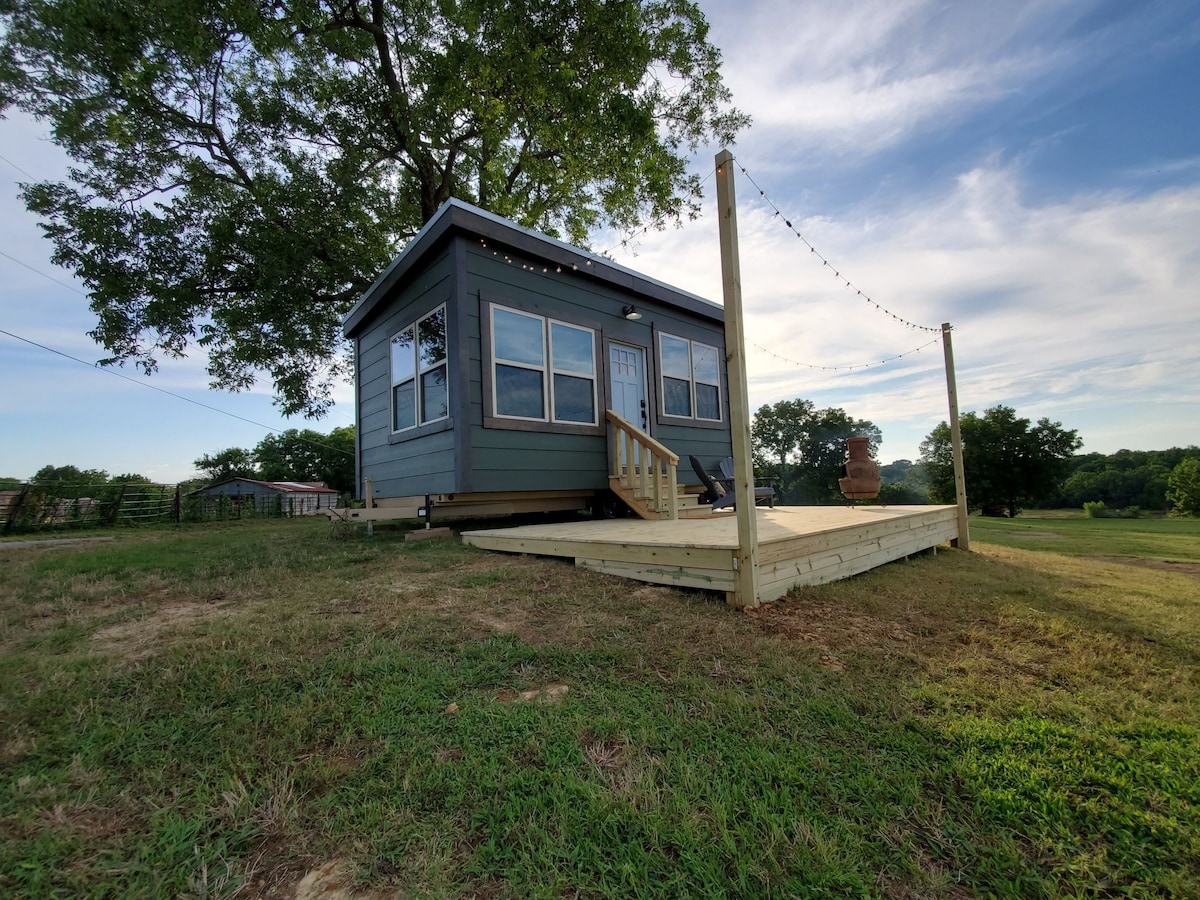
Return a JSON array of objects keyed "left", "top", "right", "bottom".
[
  {"left": 0, "top": 327, "right": 354, "bottom": 458},
  {"left": 0, "top": 248, "right": 88, "bottom": 295},
  {"left": 0, "top": 152, "right": 37, "bottom": 180}
]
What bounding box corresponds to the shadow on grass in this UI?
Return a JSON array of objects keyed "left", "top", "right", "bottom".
[{"left": 751, "top": 546, "right": 1200, "bottom": 896}]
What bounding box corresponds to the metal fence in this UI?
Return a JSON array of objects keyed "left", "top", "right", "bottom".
[{"left": 1, "top": 483, "right": 330, "bottom": 535}]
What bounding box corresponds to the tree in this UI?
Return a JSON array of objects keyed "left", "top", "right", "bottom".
[
  {"left": 253, "top": 425, "right": 355, "bottom": 494},
  {"left": 1166, "top": 457, "right": 1200, "bottom": 516},
  {"left": 194, "top": 448, "right": 257, "bottom": 484},
  {"left": 316, "top": 425, "right": 356, "bottom": 495},
  {"left": 751, "top": 399, "right": 881, "bottom": 504},
  {"left": 877, "top": 460, "right": 930, "bottom": 504},
  {"left": 921, "top": 405, "right": 1082, "bottom": 517},
  {"left": 751, "top": 399, "right": 814, "bottom": 501},
  {"left": 793, "top": 407, "right": 882, "bottom": 504},
  {"left": 1, "top": 0, "right": 748, "bottom": 416},
  {"left": 31, "top": 465, "right": 110, "bottom": 487},
  {"left": 1053, "top": 447, "right": 1195, "bottom": 512},
  {"left": 110, "top": 473, "right": 153, "bottom": 484}
]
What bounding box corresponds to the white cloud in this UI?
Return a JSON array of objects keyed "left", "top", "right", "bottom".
[
  {"left": 608, "top": 157, "right": 1200, "bottom": 461},
  {"left": 707, "top": 1, "right": 1025, "bottom": 158},
  {"left": 701, "top": 0, "right": 1189, "bottom": 165}
]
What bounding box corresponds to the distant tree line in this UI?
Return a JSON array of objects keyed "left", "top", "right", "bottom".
[
  {"left": 749, "top": 397, "right": 1199, "bottom": 516},
  {"left": 1040, "top": 447, "right": 1198, "bottom": 513},
  {"left": 0, "top": 465, "right": 154, "bottom": 495},
  {"left": 751, "top": 399, "right": 882, "bottom": 505},
  {"left": 1, "top": 426, "right": 356, "bottom": 497}
]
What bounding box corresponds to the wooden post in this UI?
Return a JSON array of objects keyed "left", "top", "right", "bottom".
[
  {"left": 715, "top": 149, "right": 761, "bottom": 608},
  {"left": 941, "top": 323, "right": 970, "bottom": 550}
]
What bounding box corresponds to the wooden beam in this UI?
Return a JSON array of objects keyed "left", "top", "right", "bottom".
[
  {"left": 715, "top": 149, "right": 761, "bottom": 609},
  {"left": 942, "top": 323, "right": 971, "bottom": 551}
]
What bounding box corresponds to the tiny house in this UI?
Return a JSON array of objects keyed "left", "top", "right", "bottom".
[{"left": 342, "top": 199, "right": 734, "bottom": 522}]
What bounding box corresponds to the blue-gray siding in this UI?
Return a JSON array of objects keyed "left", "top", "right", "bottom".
[
  {"left": 461, "top": 243, "right": 731, "bottom": 493},
  {"left": 354, "top": 232, "right": 733, "bottom": 500},
  {"left": 355, "top": 249, "right": 457, "bottom": 497}
]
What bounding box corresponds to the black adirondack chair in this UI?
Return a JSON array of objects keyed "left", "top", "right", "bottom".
[
  {"left": 689, "top": 455, "right": 737, "bottom": 511},
  {"left": 718, "top": 457, "right": 776, "bottom": 507}
]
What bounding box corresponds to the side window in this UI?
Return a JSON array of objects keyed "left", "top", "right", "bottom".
[
  {"left": 488, "top": 303, "right": 597, "bottom": 427},
  {"left": 692, "top": 342, "right": 721, "bottom": 421},
  {"left": 549, "top": 322, "right": 596, "bottom": 424},
  {"left": 390, "top": 305, "right": 448, "bottom": 432},
  {"left": 660, "top": 334, "right": 692, "bottom": 418},
  {"left": 659, "top": 332, "right": 722, "bottom": 423},
  {"left": 493, "top": 307, "right": 546, "bottom": 419}
]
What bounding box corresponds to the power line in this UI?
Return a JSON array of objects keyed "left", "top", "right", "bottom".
[
  {"left": 0, "top": 152, "right": 37, "bottom": 180},
  {"left": 0, "top": 327, "right": 354, "bottom": 458},
  {"left": 0, "top": 248, "right": 88, "bottom": 296}
]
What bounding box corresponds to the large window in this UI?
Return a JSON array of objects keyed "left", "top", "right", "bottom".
[
  {"left": 490, "top": 305, "right": 596, "bottom": 425},
  {"left": 390, "top": 306, "right": 448, "bottom": 432},
  {"left": 660, "top": 333, "right": 721, "bottom": 422}
]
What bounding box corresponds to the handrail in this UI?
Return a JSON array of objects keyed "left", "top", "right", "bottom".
[
  {"left": 604, "top": 411, "right": 678, "bottom": 464},
  {"left": 605, "top": 410, "right": 679, "bottom": 520}
]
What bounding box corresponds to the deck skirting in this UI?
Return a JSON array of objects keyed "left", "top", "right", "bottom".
[{"left": 462, "top": 505, "right": 959, "bottom": 606}]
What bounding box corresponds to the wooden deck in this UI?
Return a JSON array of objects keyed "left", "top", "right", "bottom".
[{"left": 461, "top": 504, "right": 959, "bottom": 607}]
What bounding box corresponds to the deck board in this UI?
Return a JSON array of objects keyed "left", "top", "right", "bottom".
[{"left": 461, "top": 505, "right": 958, "bottom": 606}]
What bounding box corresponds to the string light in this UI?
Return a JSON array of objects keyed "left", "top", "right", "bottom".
[
  {"left": 468, "top": 165, "right": 941, "bottom": 378},
  {"left": 752, "top": 337, "right": 942, "bottom": 373},
  {"left": 473, "top": 167, "right": 715, "bottom": 277},
  {"left": 482, "top": 223, "right": 943, "bottom": 374},
  {"left": 731, "top": 158, "right": 941, "bottom": 334}
]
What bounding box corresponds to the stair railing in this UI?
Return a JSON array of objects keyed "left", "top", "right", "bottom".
[{"left": 605, "top": 410, "right": 679, "bottom": 520}]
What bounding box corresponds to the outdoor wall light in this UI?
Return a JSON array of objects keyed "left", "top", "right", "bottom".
[{"left": 622, "top": 304, "right": 643, "bottom": 320}]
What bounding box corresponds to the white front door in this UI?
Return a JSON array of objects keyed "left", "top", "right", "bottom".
[
  {"left": 610, "top": 343, "right": 648, "bottom": 431},
  {"left": 610, "top": 343, "right": 648, "bottom": 471}
]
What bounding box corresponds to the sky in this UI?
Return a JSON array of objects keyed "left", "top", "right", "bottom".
[{"left": 2, "top": 0, "right": 1199, "bottom": 483}]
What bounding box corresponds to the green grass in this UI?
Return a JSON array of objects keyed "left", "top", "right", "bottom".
[
  {"left": 969, "top": 510, "right": 1200, "bottom": 561},
  {"left": 1, "top": 517, "right": 1197, "bottom": 897}
]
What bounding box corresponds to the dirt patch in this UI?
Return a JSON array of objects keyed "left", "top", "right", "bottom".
[
  {"left": 91, "top": 600, "right": 237, "bottom": 660},
  {"left": 467, "top": 608, "right": 531, "bottom": 636},
  {"left": 1091, "top": 556, "right": 1200, "bottom": 580},
  {"left": 745, "top": 600, "right": 922, "bottom": 668},
  {"left": 0, "top": 536, "right": 115, "bottom": 551},
  {"left": 493, "top": 683, "right": 569, "bottom": 704},
  {"left": 292, "top": 860, "right": 383, "bottom": 900},
  {"left": 578, "top": 729, "right": 657, "bottom": 801},
  {"left": 35, "top": 803, "right": 134, "bottom": 842}
]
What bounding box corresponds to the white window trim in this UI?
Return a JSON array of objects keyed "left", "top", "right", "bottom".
[
  {"left": 659, "top": 332, "right": 723, "bottom": 423},
  {"left": 390, "top": 304, "right": 448, "bottom": 433},
  {"left": 489, "top": 304, "right": 598, "bottom": 426}
]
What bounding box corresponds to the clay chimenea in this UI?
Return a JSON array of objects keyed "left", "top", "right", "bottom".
[{"left": 838, "top": 437, "right": 881, "bottom": 500}]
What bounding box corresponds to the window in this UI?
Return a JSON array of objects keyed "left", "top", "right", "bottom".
[
  {"left": 490, "top": 305, "right": 596, "bottom": 425},
  {"left": 390, "top": 306, "right": 448, "bottom": 432},
  {"left": 659, "top": 333, "right": 722, "bottom": 422}
]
